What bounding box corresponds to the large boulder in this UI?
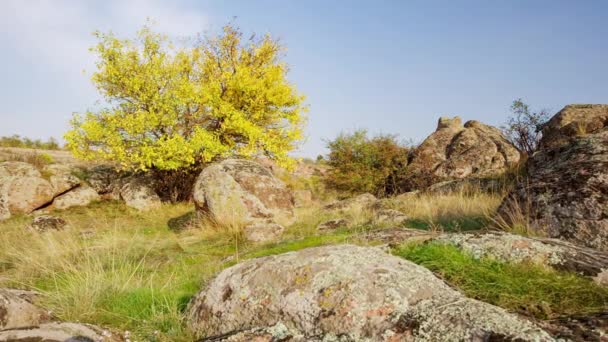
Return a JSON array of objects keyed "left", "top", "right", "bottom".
[
  {"left": 0, "top": 322, "right": 123, "bottom": 341},
  {"left": 0, "top": 176, "right": 54, "bottom": 213},
  {"left": 403, "top": 117, "right": 521, "bottom": 190},
  {"left": 119, "top": 176, "right": 161, "bottom": 211},
  {"left": 187, "top": 245, "right": 551, "bottom": 341},
  {"left": 498, "top": 104, "right": 608, "bottom": 251},
  {"left": 52, "top": 186, "right": 100, "bottom": 210},
  {"left": 193, "top": 159, "right": 294, "bottom": 226},
  {"left": 0, "top": 288, "right": 51, "bottom": 330},
  {"left": 42, "top": 164, "right": 81, "bottom": 196}
]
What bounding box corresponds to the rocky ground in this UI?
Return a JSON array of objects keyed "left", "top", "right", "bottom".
[{"left": 0, "top": 104, "right": 607, "bottom": 341}]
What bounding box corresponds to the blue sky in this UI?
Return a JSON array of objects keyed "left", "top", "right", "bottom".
[{"left": 1, "top": 1, "right": 607, "bottom": 157}]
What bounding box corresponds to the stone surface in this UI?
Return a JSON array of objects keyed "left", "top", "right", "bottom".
[
  {"left": 293, "top": 189, "right": 313, "bottom": 208},
  {"left": 120, "top": 177, "right": 161, "bottom": 211},
  {"left": 52, "top": 186, "right": 100, "bottom": 210},
  {"left": 0, "top": 288, "right": 51, "bottom": 330},
  {"left": 193, "top": 159, "right": 294, "bottom": 226},
  {"left": 498, "top": 104, "right": 608, "bottom": 251},
  {"left": 0, "top": 161, "right": 41, "bottom": 178},
  {"left": 43, "top": 164, "right": 81, "bottom": 196},
  {"left": 243, "top": 221, "right": 285, "bottom": 243},
  {"left": 28, "top": 215, "right": 68, "bottom": 232},
  {"left": 0, "top": 176, "right": 54, "bottom": 213},
  {"left": 316, "top": 218, "right": 351, "bottom": 231},
  {"left": 374, "top": 209, "right": 408, "bottom": 225},
  {"left": 323, "top": 193, "right": 377, "bottom": 212},
  {"left": 86, "top": 164, "right": 121, "bottom": 196},
  {"left": 403, "top": 117, "right": 520, "bottom": 190},
  {"left": 0, "top": 322, "right": 123, "bottom": 341},
  {"left": 187, "top": 245, "right": 551, "bottom": 341}
]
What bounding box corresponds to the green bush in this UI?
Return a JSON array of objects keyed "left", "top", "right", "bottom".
[{"left": 325, "top": 130, "right": 408, "bottom": 197}]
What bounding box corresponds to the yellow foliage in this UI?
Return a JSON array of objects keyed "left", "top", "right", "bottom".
[{"left": 65, "top": 25, "right": 307, "bottom": 171}]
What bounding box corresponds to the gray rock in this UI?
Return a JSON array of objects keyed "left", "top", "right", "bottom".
[
  {"left": 323, "top": 193, "right": 377, "bottom": 212},
  {"left": 498, "top": 104, "right": 608, "bottom": 251},
  {"left": 42, "top": 164, "right": 81, "bottom": 196},
  {"left": 120, "top": 177, "right": 161, "bottom": 211},
  {"left": 374, "top": 209, "right": 408, "bottom": 225},
  {"left": 243, "top": 221, "right": 285, "bottom": 243},
  {"left": 187, "top": 245, "right": 552, "bottom": 341},
  {"left": 0, "top": 288, "right": 51, "bottom": 330},
  {"left": 52, "top": 186, "right": 100, "bottom": 210},
  {"left": 0, "top": 161, "right": 41, "bottom": 178},
  {"left": 0, "top": 176, "right": 54, "bottom": 213},
  {"left": 316, "top": 218, "right": 351, "bottom": 231},
  {"left": 28, "top": 215, "right": 68, "bottom": 232},
  {"left": 0, "top": 322, "right": 123, "bottom": 341},
  {"left": 193, "top": 159, "right": 294, "bottom": 226}
]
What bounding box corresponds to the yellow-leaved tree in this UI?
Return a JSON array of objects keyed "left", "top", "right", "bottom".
[{"left": 65, "top": 24, "right": 307, "bottom": 173}]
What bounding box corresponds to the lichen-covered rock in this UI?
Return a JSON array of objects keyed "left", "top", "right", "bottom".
[
  {"left": 187, "top": 245, "right": 552, "bottom": 341},
  {"left": 52, "top": 186, "right": 100, "bottom": 210},
  {"left": 323, "top": 193, "right": 377, "bottom": 212},
  {"left": 316, "top": 218, "right": 350, "bottom": 231},
  {"left": 0, "top": 288, "right": 51, "bottom": 330},
  {"left": 498, "top": 104, "right": 608, "bottom": 251},
  {"left": 120, "top": 177, "right": 161, "bottom": 211},
  {"left": 193, "top": 159, "right": 294, "bottom": 226},
  {"left": 42, "top": 164, "right": 81, "bottom": 196},
  {"left": 86, "top": 165, "right": 120, "bottom": 195},
  {"left": 293, "top": 189, "right": 313, "bottom": 208},
  {"left": 28, "top": 215, "right": 68, "bottom": 232},
  {"left": 0, "top": 322, "right": 123, "bottom": 341},
  {"left": 403, "top": 117, "right": 520, "bottom": 190},
  {"left": 374, "top": 209, "right": 408, "bottom": 225},
  {"left": 243, "top": 221, "right": 285, "bottom": 243},
  {"left": 0, "top": 176, "right": 54, "bottom": 213},
  {"left": 0, "top": 161, "right": 41, "bottom": 178}
]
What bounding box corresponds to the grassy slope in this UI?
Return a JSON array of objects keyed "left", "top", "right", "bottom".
[{"left": 0, "top": 192, "right": 606, "bottom": 340}]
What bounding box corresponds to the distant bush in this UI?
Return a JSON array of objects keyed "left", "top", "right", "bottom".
[
  {"left": 0, "top": 134, "right": 61, "bottom": 150},
  {"left": 502, "top": 99, "right": 549, "bottom": 155},
  {"left": 325, "top": 130, "right": 408, "bottom": 197}
]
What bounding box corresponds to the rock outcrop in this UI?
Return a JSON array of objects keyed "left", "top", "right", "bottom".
[
  {"left": 187, "top": 244, "right": 551, "bottom": 341},
  {"left": 0, "top": 288, "right": 51, "bottom": 330},
  {"left": 119, "top": 177, "right": 161, "bottom": 211},
  {"left": 0, "top": 322, "right": 123, "bottom": 341},
  {"left": 42, "top": 164, "right": 81, "bottom": 196},
  {"left": 0, "top": 161, "right": 41, "bottom": 178},
  {"left": 403, "top": 117, "right": 521, "bottom": 190},
  {"left": 193, "top": 159, "right": 294, "bottom": 229},
  {"left": 0, "top": 176, "right": 54, "bottom": 213},
  {"left": 52, "top": 186, "right": 100, "bottom": 210},
  {"left": 498, "top": 104, "right": 608, "bottom": 251}
]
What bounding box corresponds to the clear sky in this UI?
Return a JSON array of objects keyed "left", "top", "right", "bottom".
[{"left": 1, "top": 0, "right": 607, "bottom": 157}]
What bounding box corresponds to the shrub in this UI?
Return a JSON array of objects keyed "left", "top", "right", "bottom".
[
  {"left": 502, "top": 99, "right": 550, "bottom": 155},
  {"left": 325, "top": 130, "right": 408, "bottom": 197},
  {"left": 0, "top": 135, "right": 61, "bottom": 150},
  {"left": 65, "top": 24, "right": 307, "bottom": 173}
]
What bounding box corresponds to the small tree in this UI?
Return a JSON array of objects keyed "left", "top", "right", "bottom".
[
  {"left": 325, "top": 130, "right": 408, "bottom": 197},
  {"left": 65, "top": 24, "right": 307, "bottom": 172},
  {"left": 502, "top": 99, "right": 549, "bottom": 155}
]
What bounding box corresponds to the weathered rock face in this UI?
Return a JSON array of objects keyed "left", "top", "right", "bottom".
[
  {"left": 243, "top": 221, "right": 285, "bottom": 243},
  {"left": 52, "top": 186, "right": 100, "bottom": 210},
  {"left": 42, "top": 164, "right": 81, "bottom": 196},
  {"left": 498, "top": 104, "right": 608, "bottom": 251},
  {"left": 374, "top": 209, "right": 408, "bottom": 225},
  {"left": 0, "top": 176, "right": 54, "bottom": 213},
  {"left": 323, "top": 193, "right": 377, "bottom": 212},
  {"left": 316, "top": 218, "right": 351, "bottom": 231},
  {"left": 403, "top": 117, "right": 521, "bottom": 190},
  {"left": 0, "top": 288, "right": 51, "bottom": 330},
  {"left": 28, "top": 215, "right": 68, "bottom": 232},
  {"left": 120, "top": 177, "right": 161, "bottom": 211},
  {"left": 0, "top": 322, "right": 123, "bottom": 341},
  {"left": 193, "top": 159, "right": 294, "bottom": 226},
  {"left": 0, "top": 161, "right": 41, "bottom": 178},
  {"left": 187, "top": 245, "right": 551, "bottom": 341}
]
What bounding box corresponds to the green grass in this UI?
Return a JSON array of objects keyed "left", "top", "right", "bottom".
[{"left": 393, "top": 242, "right": 608, "bottom": 319}]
